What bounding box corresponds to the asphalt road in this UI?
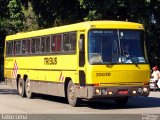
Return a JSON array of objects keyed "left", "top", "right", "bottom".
[{"left": 0, "top": 82, "right": 160, "bottom": 120}]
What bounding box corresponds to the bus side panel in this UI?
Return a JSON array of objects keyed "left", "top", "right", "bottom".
[{"left": 4, "top": 54, "right": 78, "bottom": 97}]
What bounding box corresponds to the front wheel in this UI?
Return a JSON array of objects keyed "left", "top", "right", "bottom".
[{"left": 67, "top": 81, "right": 81, "bottom": 107}]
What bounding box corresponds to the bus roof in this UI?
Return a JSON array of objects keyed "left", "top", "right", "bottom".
[{"left": 6, "top": 20, "right": 144, "bottom": 40}]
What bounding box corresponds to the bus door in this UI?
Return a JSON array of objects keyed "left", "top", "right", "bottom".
[{"left": 78, "top": 32, "right": 87, "bottom": 97}]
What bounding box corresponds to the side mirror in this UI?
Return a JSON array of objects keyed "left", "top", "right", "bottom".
[
  {"left": 79, "top": 34, "right": 85, "bottom": 52},
  {"left": 79, "top": 39, "right": 84, "bottom": 52}
]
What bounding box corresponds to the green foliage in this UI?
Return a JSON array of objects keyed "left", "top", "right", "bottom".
[
  {"left": 29, "top": 0, "right": 82, "bottom": 28},
  {"left": 22, "top": 2, "right": 38, "bottom": 31},
  {"left": 0, "top": 0, "right": 9, "bottom": 32},
  {"left": 79, "top": 0, "right": 147, "bottom": 21},
  {"left": 7, "top": 0, "right": 25, "bottom": 34}
]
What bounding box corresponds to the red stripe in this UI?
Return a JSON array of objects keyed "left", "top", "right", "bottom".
[
  {"left": 59, "top": 72, "right": 62, "bottom": 81},
  {"left": 12, "top": 60, "right": 18, "bottom": 77},
  {"left": 59, "top": 72, "right": 64, "bottom": 81}
]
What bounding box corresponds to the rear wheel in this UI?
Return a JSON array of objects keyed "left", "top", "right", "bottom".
[
  {"left": 115, "top": 97, "right": 128, "bottom": 107},
  {"left": 18, "top": 77, "right": 26, "bottom": 97},
  {"left": 67, "top": 81, "right": 81, "bottom": 107},
  {"left": 25, "top": 78, "right": 33, "bottom": 98}
]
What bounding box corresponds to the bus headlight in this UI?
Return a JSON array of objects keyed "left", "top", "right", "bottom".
[
  {"left": 143, "top": 87, "right": 148, "bottom": 93},
  {"left": 138, "top": 88, "right": 142, "bottom": 93},
  {"left": 101, "top": 88, "right": 106, "bottom": 94},
  {"left": 95, "top": 88, "right": 101, "bottom": 94}
]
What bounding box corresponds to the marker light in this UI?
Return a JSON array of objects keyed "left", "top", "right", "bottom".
[
  {"left": 138, "top": 88, "right": 142, "bottom": 93},
  {"left": 95, "top": 88, "right": 100, "bottom": 94},
  {"left": 133, "top": 91, "right": 137, "bottom": 94},
  {"left": 108, "top": 91, "right": 113, "bottom": 95},
  {"left": 143, "top": 87, "right": 148, "bottom": 93},
  {"left": 101, "top": 88, "right": 106, "bottom": 94},
  {"left": 94, "top": 83, "right": 100, "bottom": 86}
]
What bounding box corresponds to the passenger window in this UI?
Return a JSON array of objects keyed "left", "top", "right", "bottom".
[
  {"left": 51, "top": 35, "right": 62, "bottom": 53},
  {"left": 62, "top": 32, "right": 76, "bottom": 52},
  {"left": 22, "top": 40, "right": 27, "bottom": 54},
  {"left": 41, "top": 36, "right": 50, "bottom": 53},
  {"left": 56, "top": 35, "right": 62, "bottom": 52},
  {"left": 31, "top": 38, "right": 40, "bottom": 54},
  {"left": 26, "top": 39, "right": 31, "bottom": 54},
  {"left": 69, "top": 32, "right": 76, "bottom": 52},
  {"left": 22, "top": 39, "right": 31, "bottom": 54},
  {"left": 31, "top": 38, "right": 36, "bottom": 54},
  {"left": 35, "top": 38, "right": 41, "bottom": 53},
  {"left": 15, "top": 41, "right": 21, "bottom": 55},
  {"left": 6, "top": 41, "right": 13, "bottom": 55},
  {"left": 51, "top": 35, "right": 56, "bottom": 52},
  {"left": 63, "top": 33, "right": 70, "bottom": 51}
]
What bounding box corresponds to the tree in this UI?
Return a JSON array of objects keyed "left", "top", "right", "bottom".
[
  {"left": 28, "top": 0, "right": 83, "bottom": 28},
  {"left": 7, "top": 0, "right": 25, "bottom": 33},
  {"left": 22, "top": 2, "right": 38, "bottom": 31}
]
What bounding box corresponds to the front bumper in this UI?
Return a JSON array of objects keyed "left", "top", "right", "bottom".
[{"left": 80, "top": 85, "right": 150, "bottom": 99}]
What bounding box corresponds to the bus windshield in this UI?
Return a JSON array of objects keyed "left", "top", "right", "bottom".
[{"left": 88, "top": 30, "right": 147, "bottom": 64}]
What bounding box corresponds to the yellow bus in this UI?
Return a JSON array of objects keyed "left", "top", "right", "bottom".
[{"left": 4, "top": 21, "right": 150, "bottom": 107}]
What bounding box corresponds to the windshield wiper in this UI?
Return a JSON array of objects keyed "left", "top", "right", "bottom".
[{"left": 126, "top": 55, "right": 138, "bottom": 66}]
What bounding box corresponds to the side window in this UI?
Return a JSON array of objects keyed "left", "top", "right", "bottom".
[
  {"left": 51, "top": 34, "right": 62, "bottom": 53},
  {"left": 22, "top": 39, "right": 31, "bottom": 54},
  {"left": 41, "top": 36, "right": 50, "bottom": 53},
  {"left": 41, "top": 37, "right": 45, "bottom": 53},
  {"left": 57, "top": 35, "right": 62, "bottom": 52},
  {"left": 22, "top": 40, "right": 27, "bottom": 54},
  {"left": 46, "top": 36, "right": 50, "bottom": 52},
  {"left": 6, "top": 41, "right": 13, "bottom": 56},
  {"left": 31, "top": 38, "right": 41, "bottom": 54},
  {"left": 63, "top": 33, "right": 69, "bottom": 51},
  {"left": 15, "top": 41, "right": 21, "bottom": 55},
  {"left": 12, "top": 41, "right": 16, "bottom": 55},
  {"left": 69, "top": 32, "right": 76, "bottom": 51},
  {"left": 35, "top": 38, "right": 41, "bottom": 53},
  {"left": 31, "top": 38, "right": 36, "bottom": 54},
  {"left": 51, "top": 35, "right": 56, "bottom": 52},
  {"left": 63, "top": 32, "right": 76, "bottom": 52},
  {"left": 26, "top": 39, "right": 31, "bottom": 54}
]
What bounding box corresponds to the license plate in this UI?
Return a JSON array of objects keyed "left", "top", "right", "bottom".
[{"left": 118, "top": 90, "right": 128, "bottom": 95}]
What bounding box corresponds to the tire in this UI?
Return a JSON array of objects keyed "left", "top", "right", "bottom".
[
  {"left": 18, "top": 77, "right": 26, "bottom": 97},
  {"left": 25, "top": 78, "right": 33, "bottom": 98},
  {"left": 115, "top": 97, "right": 128, "bottom": 107},
  {"left": 67, "top": 81, "right": 81, "bottom": 107}
]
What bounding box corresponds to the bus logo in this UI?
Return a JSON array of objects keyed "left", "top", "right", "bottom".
[
  {"left": 44, "top": 57, "right": 57, "bottom": 65},
  {"left": 96, "top": 72, "right": 111, "bottom": 77}
]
